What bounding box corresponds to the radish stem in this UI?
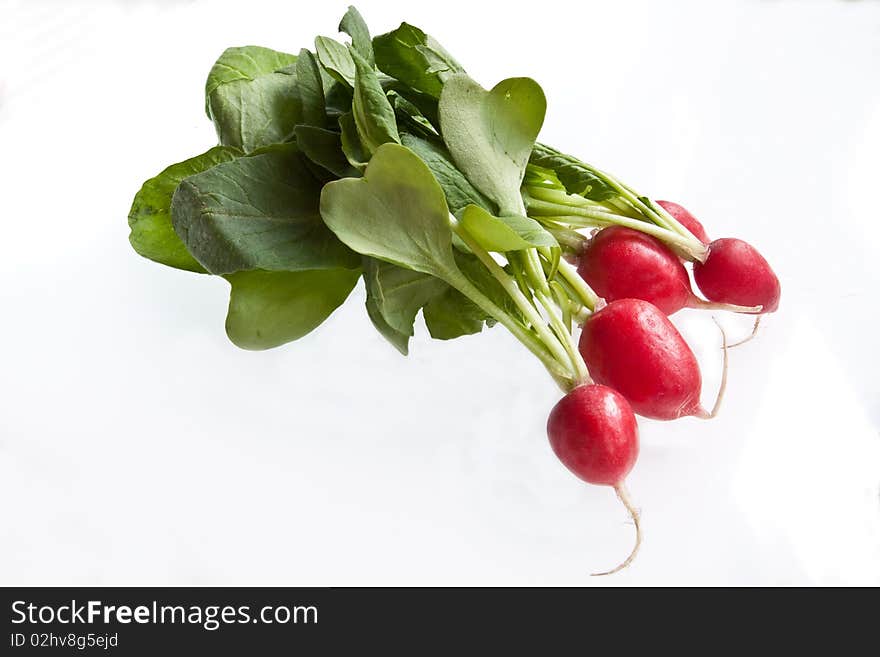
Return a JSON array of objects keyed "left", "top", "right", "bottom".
[
  {"left": 451, "top": 218, "right": 576, "bottom": 385},
  {"left": 524, "top": 187, "right": 709, "bottom": 262},
  {"left": 536, "top": 289, "right": 590, "bottom": 386},
  {"left": 556, "top": 258, "right": 601, "bottom": 311}
]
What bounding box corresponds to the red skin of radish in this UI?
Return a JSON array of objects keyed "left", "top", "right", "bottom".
[
  {"left": 547, "top": 384, "right": 642, "bottom": 576},
  {"left": 694, "top": 238, "right": 781, "bottom": 313},
  {"left": 547, "top": 384, "right": 639, "bottom": 486},
  {"left": 577, "top": 226, "right": 692, "bottom": 315},
  {"left": 579, "top": 299, "right": 704, "bottom": 421},
  {"left": 657, "top": 199, "right": 710, "bottom": 244}
]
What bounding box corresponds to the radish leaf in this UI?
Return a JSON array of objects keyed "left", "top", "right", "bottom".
[
  {"left": 315, "top": 36, "right": 355, "bottom": 87},
  {"left": 320, "top": 143, "right": 463, "bottom": 284},
  {"left": 363, "top": 258, "right": 446, "bottom": 336},
  {"left": 365, "top": 286, "right": 411, "bottom": 355},
  {"left": 225, "top": 268, "right": 359, "bottom": 350},
  {"left": 529, "top": 143, "right": 617, "bottom": 201},
  {"left": 399, "top": 133, "right": 494, "bottom": 215},
  {"left": 373, "top": 23, "right": 463, "bottom": 99},
  {"left": 171, "top": 144, "right": 359, "bottom": 275},
  {"left": 423, "top": 287, "right": 485, "bottom": 340},
  {"left": 128, "top": 146, "right": 242, "bottom": 273},
  {"left": 439, "top": 75, "right": 546, "bottom": 216},
  {"left": 338, "top": 112, "right": 369, "bottom": 170},
  {"left": 204, "top": 45, "right": 298, "bottom": 113},
  {"left": 339, "top": 6, "right": 373, "bottom": 64},
  {"left": 459, "top": 204, "right": 557, "bottom": 252},
  {"left": 294, "top": 125, "right": 359, "bottom": 178},
  {"left": 205, "top": 46, "right": 301, "bottom": 153},
  {"left": 295, "top": 49, "right": 326, "bottom": 127},
  {"left": 351, "top": 48, "right": 400, "bottom": 154}
]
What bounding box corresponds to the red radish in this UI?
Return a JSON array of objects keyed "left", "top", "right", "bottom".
[
  {"left": 579, "top": 298, "right": 708, "bottom": 420},
  {"left": 694, "top": 238, "right": 781, "bottom": 313},
  {"left": 578, "top": 226, "right": 692, "bottom": 315},
  {"left": 657, "top": 199, "right": 710, "bottom": 244},
  {"left": 547, "top": 384, "right": 641, "bottom": 575},
  {"left": 577, "top": 226, "right": 760, "bottom": 315}
]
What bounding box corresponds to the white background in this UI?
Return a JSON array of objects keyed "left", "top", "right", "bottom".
[{"left": 1, "top": 0, "right": 878, "bottom": 586}]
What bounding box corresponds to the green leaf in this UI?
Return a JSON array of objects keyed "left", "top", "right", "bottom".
[
  {"left": 459, "top": 204, "right": 557, "bottom": 252},
  {"left": 205, "top": 46, "right": 301, "bottom": 153},
  {"left": 365, "top": 282, "right": 411, "bottom": 356},
  {"left": 364, "top": 258, "right": 446, "bottom": 336},
  {"left": 373, "top": 22, "right": 464, "bottom": 99},
  {"left": 423, "top": 287, "right": 485, "bottom": 340},
  {"left": 338, "top": 6, "right": 373, "bottom": 64},
  {"left": 204, "top": 46, "right": 298, "bottom": 111},
  {"left": 390, "top": 93, "right": 438, "bottom": 139},
  {"left": 319, "top": 143, "right": 463, "bottom": 285},
  {"left": 320, "top": 144, "right": 529, "bottom": 346},
  {"left": 321, "top": 63, "right": 354, "bottom": 117},
  {"left": 294, "top": 125, "right": 359, "bottom": 178},
  {"left": 385, "top": 82, "right": 441, "bottom": 130},
  {"left": 295, "top": 49, "right": 326, "bottom": 127},
  {"left": 351, "top": 48, "right": 400, "bottom": 154},
  {"left": 225, "top": 268, "right": 359, "bottom": 350},
  {"left": 528, "top": 143, "right": 617, "bottom": 201},
  {"left": 338, "top": 112, "right": 369, "bottom": 170},
  {"left": 128, "top": 146, "right": 241, "bottom": 273},
  {"left": 315, "top": 36, "right": 356, "bottom": 87},
  {"left": 171, "top": 144, "right": 359, "bottom": 275},
  {"left": 399, "top": 133, "right": 494, "bottom": 215},
  {"left": 439, "top": 75, "right": 546, "bottom": 216}
]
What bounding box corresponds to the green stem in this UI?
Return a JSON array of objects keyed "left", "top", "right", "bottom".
[
  {"left": 509, "top": 254, "right": 535, "bottom": 301},
  {"left": 550, "top": 281, "right": 573, "bottom": 332},
  {"left": 533, "top": 242, "right": 598, "bottom": 313},
  {"left": 523, "top": 248, "right": 551, "bottom": 295},
  {"left": 573, "top": 306, "right": 590, "bottom": 325},
  {"left": 529, "top": 202, "right": 707, "bottom": 261},
  {"left": 556, "top": 257, "right": 600, "bottom": 311},
  {"left": 451, "top": 219, "right": 576, "bottom": 385},
  {"left": 543, "top": 224, "right": 587, "bottom": 252},
  {"left": 585, "top": 170, "right": 702, "bottom": 246},
  {"left": 644, "top": 196, "right": 702, "bottom": 242},
  {"left": 536, "top": 290, "right": 590, "bottom": 385},
  {"left": 525, "top": 186, "right": 615, "bottom": 212},
  {"left": 525, "top": 185, "right": 708, "bottom": 262},
  {"left": 607, "top": 197, "right": 643, "bottom": 219},
  {"left": 595, "top": 170, "right": 671, "bottom": 228},
  {"left": 451, "top": 272, "right": 572, "bottom": 387},
  {"left": 549, "top": 270, "right": 588, "bottom": 318}
]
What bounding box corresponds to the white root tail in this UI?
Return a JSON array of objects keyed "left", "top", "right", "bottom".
[
  {"left": 688, "top": 296, "right": 762, "bottom": 314},
  {"left": 695, "top": 316, "right": 729, "bottom": 420},
  {"left": 727, "top": 315, "right": 762, "bottom": 349},
  {"left": 592, "top": 483, "right": 642, "bottom": 577}
]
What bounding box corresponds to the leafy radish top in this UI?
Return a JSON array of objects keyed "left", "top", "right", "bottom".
[{"left": 127, "top": 6, "right": 722, "bottom": 370}]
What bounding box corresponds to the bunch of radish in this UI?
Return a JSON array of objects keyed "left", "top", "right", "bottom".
[
  {"left": 128, "top": 6, "right": 781, "bottom": 574},
  {"left": 546, "top": 199, "right": 780, "bottom": 573}
]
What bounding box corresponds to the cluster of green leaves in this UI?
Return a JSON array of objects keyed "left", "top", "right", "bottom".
[{"left": 128, "top": 6, "right": 575, "bottom": 365}]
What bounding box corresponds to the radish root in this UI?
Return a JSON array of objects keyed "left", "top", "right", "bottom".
[
  {"left": 695, "top": 317, "right": 729, "bottom": 420},
  {"left": 727, "top": 315, "right": 762, "bottom": 349},
  {"left": 592, "top": 483, "right": 641, "bottom": 576},
  {"left": 687, "top": 296, "right": 762, "bottom": 314}
]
